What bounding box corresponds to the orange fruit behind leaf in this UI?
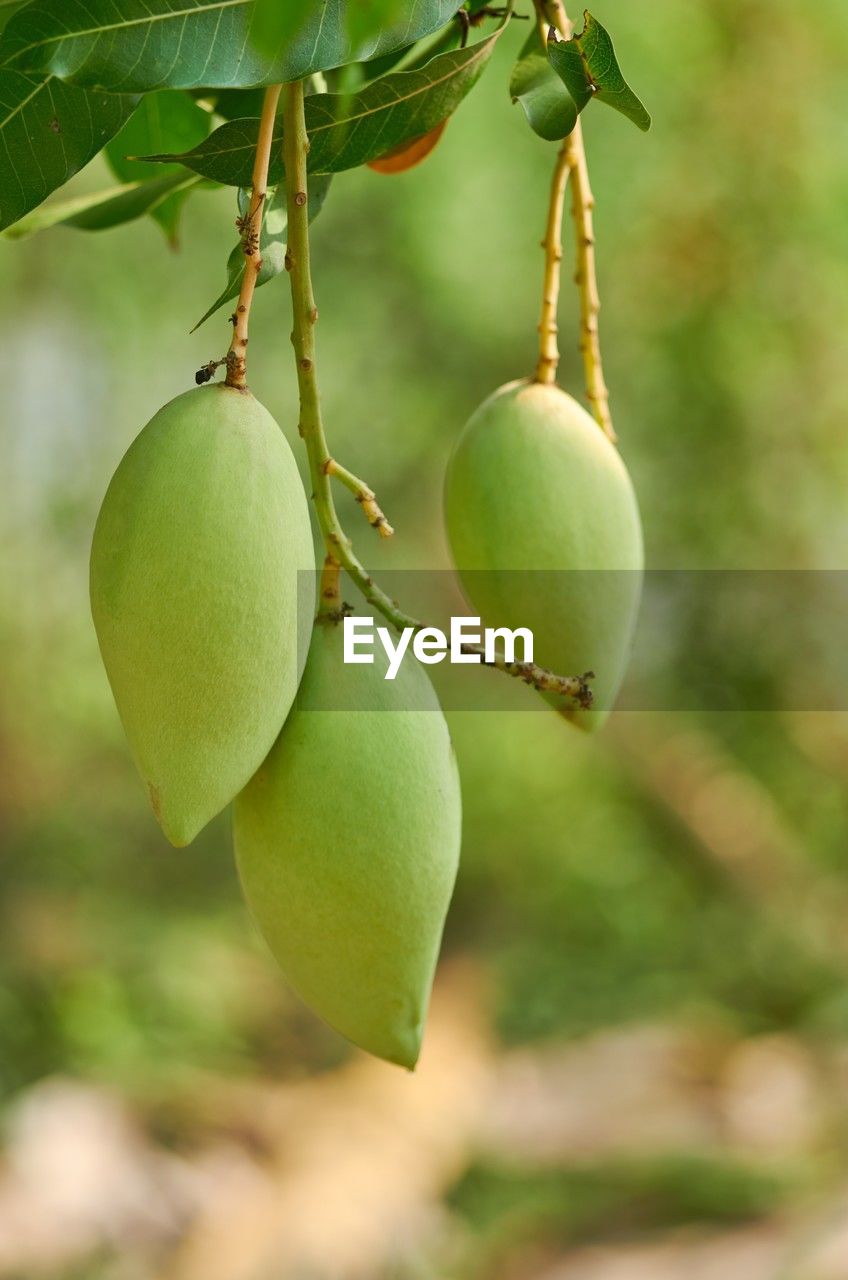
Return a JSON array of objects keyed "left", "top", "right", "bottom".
[{"left": 367, "top": 120, "right": 448, "bottom": 175}]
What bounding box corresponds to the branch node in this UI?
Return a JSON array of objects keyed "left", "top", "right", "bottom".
[{"left": 325, "top": 457, "right": 395, "bottom": 538}]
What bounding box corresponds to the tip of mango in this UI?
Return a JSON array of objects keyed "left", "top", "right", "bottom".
[
  {"left": 397, "top": 1047, "right": 420, "bottom": 1073},
  {"left": 558, "top": 706, "right": 591, "bottom": 733},
  {"left": 557, "top": 702, "right": 608, "bottom": 734},
  {"left": 358, "top": 1027, "right": 422, "bottom": 1072},
  {"left": 147, "top": 785, "right": 202, "bottom": 847}
]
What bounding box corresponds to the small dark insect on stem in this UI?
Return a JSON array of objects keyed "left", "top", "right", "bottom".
[
  {"left": 236, "top": 199, "right": 264, "bottom": 258},
  {"left": 195, "top": 351, "right": 238, "bottom": 385}
]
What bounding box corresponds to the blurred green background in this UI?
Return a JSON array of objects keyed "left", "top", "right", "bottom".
[{"left": 2, "top": 1, "right": 848, "bottom": 1276}]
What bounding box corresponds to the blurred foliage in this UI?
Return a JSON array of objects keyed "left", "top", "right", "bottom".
[
  {"left": 0, "top": 0, "right": 847, "bottom": 1269},
  {"left": 449, "top": 1154, "right": 798, "bottom": 1270}
]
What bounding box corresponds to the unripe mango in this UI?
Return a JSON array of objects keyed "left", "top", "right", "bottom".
[
  {"left": 445, "top": 380, "right": 643, "bottom": 729},
  {"left": 90, "top": 384, "right": 315, "bottom": 846},
  {"left": 234, "top": 622, "right": 461, "bottom": 1069}
]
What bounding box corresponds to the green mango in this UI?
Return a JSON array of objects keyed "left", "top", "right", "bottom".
[
  {"left": 444, "top": 380, "right": 643, "bottom": 729},
  {"left": 234, "top": 621, "right": 461, "bottom": 1069},
  {"left": 90, "top": 385, "right": 315, "bottom": 846}
]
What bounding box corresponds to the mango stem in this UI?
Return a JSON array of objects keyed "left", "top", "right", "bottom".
[
  {"left": 535, "top": 137, "right": 570, "bottom": 387},
  {"left": 535, "top": 1, "right": 615, "bottom": 442},
  {"left": 225, "top": 83, "right": 282, "bottom": 389}
]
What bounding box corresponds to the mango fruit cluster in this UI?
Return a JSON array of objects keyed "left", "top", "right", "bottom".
[
  {"left": 90, "top": 385, "right": 460, "bottom": 1068},
  {"left": 89, "top": 375, "right": 642, "bottom": 1068}
]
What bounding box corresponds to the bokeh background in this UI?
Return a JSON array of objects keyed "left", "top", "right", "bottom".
[{"left": 2, "top": 1, "right": 848, "bottom": 1276}]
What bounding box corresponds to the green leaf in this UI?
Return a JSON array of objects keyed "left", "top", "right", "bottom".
[
  {"left": 0, "top": 70, "right": 137, "bottom": 232},
  {"left": 0, "top": 0, "right": 464, "bottom": 92},
  {"left": 106, "top": 90, "right": 211, "bottom": 242},
  {"left": 107, "top": 92, "right": 211, "bottom": 181},
  {"left": 548, "top": 10, "right": 651, "bottom": 132},
  {"left": 356, "top": 38, "right": 420, "bottom": 85},
  {"left": 138, "top": 27, "right": 503, "bottom": 186},
  {"left": 209, "top": 74, "right": 325, "bottom": 117},
  {"left": 247, "top": 0, "right": 315, "bottom": 57},
  {"left": 544, "top": 39, "right": 592, "bottom": 116},
  {"left": 509, "top": 26, "right": 577, "bottom": 142},
  {"left": 0, "top": 0, "right": 27, "bottom": 38},
  {"left": 343, "top": 0, "right": 409, "bottom": 52},
  {"left": 375, "top": 13, "right": 463, "bottom": 79},
  {"left": 192, "top": 175, "right": 332, "bottom": 331},
  {"left": 3, "top": 170, "right": 199, "bottom": 238},
  {"left": 208, "top": 88, "right": 268, "bottom": 122},
  {"left": 250, "top": 0, "right": 439, "bottom": 67}
]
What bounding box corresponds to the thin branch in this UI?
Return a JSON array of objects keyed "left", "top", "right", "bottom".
[
  {"left": 225, "top": 83, "right": 282, "bottom": 389},
  {"left": 535, "top": 138, "right": 570, "bottom": 385},
  {"left": 282, "top": 79, "right": 592, "bottom": 712},
  {"left": 534, "top": 0, "right": 615, "bottom": 441},
  {"left": 466, "top": 649, "right": 594, "bottom": 707},
  {"left": 563, "top": 118, "right": 614, "bottom": 440},
  {"left": 324, "top": 457, "right": 394, "bottom": 538}
]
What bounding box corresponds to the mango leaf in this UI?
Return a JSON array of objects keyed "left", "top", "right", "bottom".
[
  {"left": 510, "top": 26, "right": 577, "bottom": 142},
  {"left": 250, "top": 0, "right": 441, "bottom": 68},
  {"left": 247, "top": 0, "right": 315, "bottom": 57},
  {"left": 547, "top": 10, "right": 651, "bottom": 132},
  {"left": 192, "top": 174, "right": 331, "bottom": 331},
  {"left": 0, "top": 70, "right": 137, "bottom": 232},
  {"left": 0, "top": 0, "right": 464, "bottom": 92},
  {"left": 208, "top": 73, "right": 324, "bottom": 123},
  {"left": 138, "top": 27, "right": 502, "bottom": 186},
  {"left": 0, "top": 0, "right": 27, "bottom": 37},
  {"left": 208, "top": 88, "right": 268, "bottom": 122},
  {"left": 374, "top": 11, "right": 463, "bottom": 80},
  {"left": 357, "top": 40, "right": 420, "bottom": 85},
  {"left": 343, "top": 0, "right": 409, "bottom": 52},
  {"left": 106, "top": 90, "right": 211, "bottom": 243},
  {"left": 4, "top": 170, "right": 200, "bottom": 238}
]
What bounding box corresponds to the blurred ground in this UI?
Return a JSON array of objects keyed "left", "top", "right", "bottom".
[
  {"left": 2, "top": 0, "right": 848, "bottom": 1276},
  {"left": 5, "top": 970, "right": 848, "bottom": 1279}
]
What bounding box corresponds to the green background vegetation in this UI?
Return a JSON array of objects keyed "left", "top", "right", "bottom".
[{"left": 1, "top": 1, "right": 848, "bottom": 1275}]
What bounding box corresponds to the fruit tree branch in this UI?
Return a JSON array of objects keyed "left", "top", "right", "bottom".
[
  {"left": 535, "top": 137, "right": 570, "bottom": 386},
  {"left": 535, "top": 1, "right": 615, "bottom": 441},
  {"left": 282, "top": 78, "right": 592, "bottom": 711},
  {"left": 225, "top": 83, "right": 282, "bottom": 389}
]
